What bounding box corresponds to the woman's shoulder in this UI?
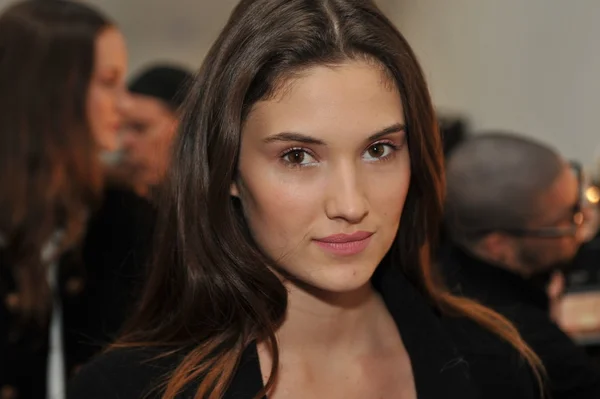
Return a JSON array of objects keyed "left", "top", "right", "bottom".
[
  {"left": 68, "top": 346, "right": 185, "bottom": 399},
  {"left": 441, "top": 314, "right": 541, "bottom": 399}
]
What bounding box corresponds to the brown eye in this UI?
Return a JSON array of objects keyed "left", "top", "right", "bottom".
[
  {"left": 367, "top": 144, "right": 386, "bottom": 158},
  {"left": 286, "top": 150, "right": 305, "bottom": 164},
  {"left": 363, "top": 142, "right": 396, "bottom": 161},
  {"left": 281, "top": 149, "right": 316, "bottom": 167}
]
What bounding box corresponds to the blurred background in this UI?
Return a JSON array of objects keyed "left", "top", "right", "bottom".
[
  {"left": 2, "top": 1, "right": 600, "bottom": 398},
  {"left": 2, "top": 0, "right": 598, "bottom": 166}
]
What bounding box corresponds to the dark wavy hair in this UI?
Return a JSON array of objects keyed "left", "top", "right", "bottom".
[
  {"left": 0, "top": 0, "right": 111, "bottom": 324},
  {"left": 116, "top": 0, "right": 544, "bottom": 398}
]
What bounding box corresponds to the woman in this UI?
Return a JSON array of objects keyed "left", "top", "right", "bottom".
[
  {"left": 70, "top": 0, "right": 544, "bottom": 398},
  {"left": 0, "top": 1, "right": 127, "bottom": 398}
]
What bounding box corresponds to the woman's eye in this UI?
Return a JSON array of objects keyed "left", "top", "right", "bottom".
[
  {"left": 98, "top": 73, "right": 119, "bottom": 87},
  {"left": 363, "top": 143, "right": 396, "bottom": 161},
  {"left": 282, "top": 149, "right": 317, "bottom": 167},
  {"left": 102, "top": 78, "right": 117, "bottom": 87}
]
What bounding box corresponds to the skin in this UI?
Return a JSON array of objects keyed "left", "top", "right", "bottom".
[
  {"left": 87, "top": 27, "right": 128, "bottom": 152},
  {"left": 119, "top": 94, "right": 178, "bottom": 190},
  {"left": 231, "top": 60, "right": 416, "bottom": 399}
]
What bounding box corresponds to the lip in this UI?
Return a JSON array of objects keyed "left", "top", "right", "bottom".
[{"left": 313, "top": 231, "right": 374, "bottom": 256}]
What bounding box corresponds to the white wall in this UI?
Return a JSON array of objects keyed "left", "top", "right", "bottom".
[
  {"left": 3, "top": 0, "right": 598, "bottom": 164},
  {"left": 386, "top": 0, "right": 600, "bottom": 165},
  {"left": 88, "top": 0, "right": 394, "bottom": 75},
  {"left": 98, "top": 0, "right": 599, "bottom": 164},
  {"left": 86, "top": 0, "right": 239, "bottom": 74},
  {"left": 0, "top": 0, "right": 241, "bottom": 73}
]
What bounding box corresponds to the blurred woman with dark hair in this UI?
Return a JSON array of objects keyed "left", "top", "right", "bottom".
[
  {"left": 71, "top": 1, "right": 545, "bottom": 398},
  {"left": 0, "top": 0, "right": 127, "bottom": 397}
]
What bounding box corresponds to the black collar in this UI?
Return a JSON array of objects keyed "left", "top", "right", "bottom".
[{"left": 225, "top": 263, "right": 479, "bottom": 398}]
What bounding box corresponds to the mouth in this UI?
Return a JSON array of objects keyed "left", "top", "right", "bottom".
[{"left": 313, "top": 231, "right": 374, "bottom": 256}]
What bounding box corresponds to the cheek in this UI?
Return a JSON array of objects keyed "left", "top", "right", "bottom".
[
  {"left": 366, "top": 163, "right": 411, "bottom": 224},
  {"left": 87, "top": 87, "right": 106, "bottom": 129},
  {"left": 527, "top": 239, "right": 571, "bottom": 265},
  {"left": 559, "top": 237, "right": 580, "bottom": 257},
  {"left": 88, "top": 86, "right": 115, "bottom": 120},
  {"left": 87, "top": 86, "right": 120, "bottom": 151},
  {"left": 153, "top": 125, "right": 174, "bottom": 151},
  {"left": 240, "top": 171, "right": 323, "bottom": 255}
]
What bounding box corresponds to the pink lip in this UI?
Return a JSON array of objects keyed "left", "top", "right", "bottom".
[{"left": 313, "top": 231, "right": 373, "bottom": 256}]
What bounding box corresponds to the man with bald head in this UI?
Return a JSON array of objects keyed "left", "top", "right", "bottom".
[{"left": 441, "top": 132, "right": 600, "bottom": 399}]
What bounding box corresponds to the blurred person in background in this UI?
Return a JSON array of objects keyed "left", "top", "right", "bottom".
[
  {"left": 0, "top": 1, "right": 127, "bottom": 398},
  {"left": 441, "top": 132, "right": 600, "bottom": 399},
  {"left": 437, "top": 115, "right": 470, "bottom": 249},
  {"left": 119, "top": 64, "right": 192, "bottom": 199},
  {"left": 68, "top": 65, "right": 193, "bottom": 366}
]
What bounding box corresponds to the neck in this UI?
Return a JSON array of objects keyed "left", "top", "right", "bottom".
[
  {"left": 463, "top": 242, "right": 530, "bottom": 278},
  {"left": 271, "top": 281, "right": 391, "bottom": 356}
]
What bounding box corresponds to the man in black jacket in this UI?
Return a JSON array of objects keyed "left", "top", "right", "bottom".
[{"left": 440, "top": 132, "right": 600, "bottom": 399}]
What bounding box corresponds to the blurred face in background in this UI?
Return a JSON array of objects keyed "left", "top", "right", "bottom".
[
  {"left": 87, "top": 27, "right": 128, "bottom": 151},
  {"left": 515, "top": 162, "right": 585, "bottom": 275},
  {"left": 120, "top": 94, "right": 178, "bottom": 189}
]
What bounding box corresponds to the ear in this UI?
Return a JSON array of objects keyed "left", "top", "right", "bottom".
[
  {"left": 167, "top": 119, "right": 178, "bottom": 135},
  {"left": 479, "top": 233, "right": 512, "bottom": 262},
  {"left": 230, "top": 180, "right": 240, "bottom": 198}
]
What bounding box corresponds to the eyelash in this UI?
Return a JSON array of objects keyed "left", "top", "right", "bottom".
[
  {"left": 279, "top": 140, "right": 401, "bottom": 169},
  {"left": 365, "top": 140, "right": 400, "bottom": 162},
  {"left": 279, "top": 147, "right": 316, "bottom": 169}
]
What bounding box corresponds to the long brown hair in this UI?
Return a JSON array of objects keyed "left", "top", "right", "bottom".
[
  {"left": 0, "top": 0, "right": 110, "bottom": 324},
  {"left": 117, "top": 0, "right": 544, "bottom": 397}
]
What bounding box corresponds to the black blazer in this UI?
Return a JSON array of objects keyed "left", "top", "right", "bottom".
[
  {"left": 440, "top": 244, "right": 600, "bottom": 399},
  {"left": 63, "top": 187, "right": 155, "bottom": 366},
  {"left": 0, "top": 187, "right": 154, "bottom": 399},
  {"left": 68, "top": 262, "right": 539, "bottom": 399}
]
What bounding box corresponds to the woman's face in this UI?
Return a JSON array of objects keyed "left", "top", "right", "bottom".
[
  {"left": 87, "top": 27, "right": 128, "bottom": 152},
  {"left": 232, "top": 60, "right": 410, "bottom": 294}
]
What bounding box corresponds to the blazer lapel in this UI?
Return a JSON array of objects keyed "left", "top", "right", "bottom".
[
  {"left": 225, "top": 342, "right": 265, "bottom": 399},
  {"left": 224, "top": 266, "right": 479, "bottom": 399},
  {"left": 376, "top": 263, "right": 479, "bottom": 399}
]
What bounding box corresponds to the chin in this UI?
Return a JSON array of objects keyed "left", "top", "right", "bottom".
[
  {"left": 297, "top": 262, "right": 378, "bottom": 295},
  {"left": 99, "top": 137, "right": 119, "bottom": 152}
]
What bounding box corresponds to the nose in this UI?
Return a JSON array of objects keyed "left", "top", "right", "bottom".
[
  {"left": 575, "top": 206, "right": 595, "bottom": 243},
  {"left": 324, "top": 161, "right": 369, "bottom": 223},
  {"left": 117, "top": 91, "right": 134, "bottom": 114}
]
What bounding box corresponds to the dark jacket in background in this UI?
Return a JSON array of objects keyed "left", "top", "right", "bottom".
[
  {"left": 0, "top": 187, "right": 155, "bottom": 399},
  {"left": 69, "top": 261, "right": 540, "bottom": 399},
  {"left": 440, "top": 243, "right": 600, "bottom": 399}
]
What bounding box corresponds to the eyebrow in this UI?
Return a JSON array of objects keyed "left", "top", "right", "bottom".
[{"left": 263, "top": 123, "right": 406, "bottom": 145}]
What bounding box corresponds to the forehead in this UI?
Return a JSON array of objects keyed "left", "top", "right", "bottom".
[
  {"left": 125, "top": 94, "right": 172, "bottom": 121},
  {"left": 245, "top": 61, "right": 403, "bottom": 139},
  {"left": 94, "top": 27, "right": 127, "bottom": 70}
]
